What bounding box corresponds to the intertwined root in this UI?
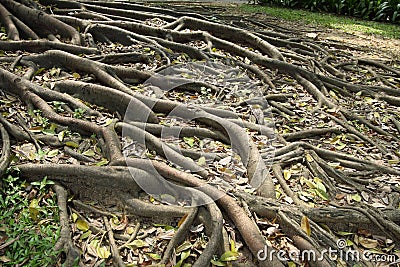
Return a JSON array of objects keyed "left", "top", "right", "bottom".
[{"left": 0, "top": 0, "right": 399, "bottom": 266}]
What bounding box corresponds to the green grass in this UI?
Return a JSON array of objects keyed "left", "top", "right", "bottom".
[
  {"left": 0, "top": 174, "right": 60, "bottom": 266},
  {"left": 240, "top": 4, "right": 400, "bottom": 39}
]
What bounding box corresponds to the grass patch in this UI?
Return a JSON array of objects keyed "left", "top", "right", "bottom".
[
  {"left": 0, "top": 174, "right": 60, "bottom": 266},
  {"left": 240, "top": 4, "right": 400, "bottom": 39}
]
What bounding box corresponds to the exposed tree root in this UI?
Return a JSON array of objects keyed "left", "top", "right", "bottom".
[
  {"left": 0, "top": 0, "right": 399, "bottom": 266},
  {"left": 53, "top": 185, "right": 81, "bottom": 266}
]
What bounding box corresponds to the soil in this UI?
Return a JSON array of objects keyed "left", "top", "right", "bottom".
[
  {"left": 150, "top": 1, "right": 400, "bottom": 61},
  {"left": 1, "top": 1, "right": 400, "bottom": 266}
]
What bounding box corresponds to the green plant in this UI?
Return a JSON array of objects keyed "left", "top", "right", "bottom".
[
  {"left": 256, "top": 0, "right": 400, "bottom": 23},
  {"left": 29, "top": 109, "right": 49, "bottom": 128},
  {"left": 73, "top": 108, "right": 86, "bottom": 118},
  {"left": 241, "top": 4, "right": 400, "bottom": 38},
  {"left": 50, "top": 101, "right": 66, "bottom": 113},
  {"left": 0, "top": 173, "right": 60, "bottom": 266}
]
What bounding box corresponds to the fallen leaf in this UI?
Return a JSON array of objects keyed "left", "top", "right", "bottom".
[
  {"left": 210, "top": 259, "right": 226, "bottom": 266},
  {"left": 183, "top": 137, "right": 195, "bottom": 147},
  {"left": 96, "top": 158, "right": 109, "bottom": 166},
  {"left": 176, "top": 241, "right": 192, "bottom": 254},
  {"left": 352, "top": 194, "right": 362, "bottom": 202},
  {"left": 306, "top": 32, "right": 318, "bottom": 39},
  {"left": 97, "top": 246, "right": 111, "bottom": 259},
  {"left": 76, "top": 219, "right": 89, "bottom": 232},
  {"left": 82, "top": 149, "right": 95, "bottom": 157},
  {"left": 0, "top": 255, "right": 11, "bottom": 263},
  {"left": 71, "top": 213, "right": 78, "bottom": 222},
  {"left": 58, "top": 131, "right": 65, "bottom": 142},
  {"left": 65, "top": 141, "right": 79, "bottom": 148},
  {"left": 146, "top": 253, "right": 161, "bottom": 260},
  {"left": 110, "top": 216, "right": 128, "bottom": 231},
  {"left": 47, "top": 149, "right": 59, "bottom": 158},
  {"left": 338, "top": 231, "right": 353, "bottom": 236},
  {"left": 301, "top": 216, "right": 311, "bottom": 236},
  {"left": 336, "top": 143, "right": 346, "bottom": 150},
  {"left": 304, "top": 179, "right": 317, "bottom": 189},
  {"left": 230, "top": 239, "right": 237, "bottom": 253},
  {"left": 197, "top": 156, "right": 206, "bottom": 166},
  {"left": 316, "top": 188, "right": 329, "bottom": 201},
  {"left": 335, "top": 193, "right": 346, "bottom": 200},
  {"left": 177, "top": 214, "right": 188, "bottom": 228},
  {"left": 283, "top": 169, "right": 292, "bottom": 180},
  {"left": 80, "top": 230, "right": 92, "bottom": 240},
  {"left": 29, "top": 199, "right": 40, "bottom": 221},
  {"left": 361, "top": 191, "right": 369, "bottom": 201},
  {"left": 359, "top": 237, "right": 378, "bottom": 249},
  {"left": 127, "top": 239, "right": 148, "bottom": 249},
  {"left": 305, "top": 153, "right": 314, "bottom": 162},
  {"left": 220, "top": 251, "right": 239, "bottom": 262}
]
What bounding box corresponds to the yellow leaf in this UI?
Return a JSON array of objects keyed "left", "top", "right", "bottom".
[
  {"left": 330, "top": 135, "right": 341, "bottom": 144},
  {"left": 103, "top": 118, "right": 113, "bottom": 127},
  {"left": 47, "top": 149, "right": 59, "bottom": 158},
  {"left": 315, "top": 181, "right": 326, "bottom": 193},
  {"left": 177, "top": 214, "right": 188, "bottom": 228},
  {"left": 181, "top": 249, "right": 191, "bottom": 260},
  {"left": 65, "top": 141, "right": 79, "bottom": 148},
  {"left": 127, "top": 239, "right": 148, "bottom": 249},
  {"left": 283, "top": 169, "right": 292, "bottom": 180},
  {"left": 176, "top": 241, "right": 192, "bottom": 253},
  {"left": 95, "top": 158, "right": 109, "bottom": 166},
  {"left": 301, "top": 216, "right": 311, "bottom": 236},
  {"left": 338, "top": 231, "right": 353, "bottom": 236},
  {"left": 58, "top": 131, "right": 65, "bottom": 142},
  {"left": 329, "top": 90, "right": 338, "bottom": 100},
  {"left": 29, "top": 199, "right": 40, "bottom": 221},
  {"left": 97, "top": 246, "right": 111, "bottom": 259},
  {"left": 146, "top": 253, "right": 161, "bottom": 260},
  {"left": 275, "top": 190, "right": 281, "bottom": 199},
  {"left": 72, "top": 72, "right": 81, "bottom": 79},
  {"left": 304, "top": 179, "right": 317, "bottom": 189},
  {"left": 80, "top": 230, "right": 92, "bottom": 240},
  {"left": 305, "top": 153, "right": 314, "bottom": 162},
  {"left": 220, "top": 251, "right": 239, "bottom": 262},
  {"left": 76, "top": 219, "right": 89, "bottom": 232},
  {"left": 210, "top": 259, "right": 226, "bottom": 266},
  {"left": 197, "top": 156, "right": 206, "bottom": 166},
  {"left": 71, "top": 213, "right": 78, "bottom": 222},
  {"left": 352, "top": 194, "right": 362, "bottom": 202},
  {"left": 82, "top": 149, "right": 95, "bottom": 157},
  {"left": 126, "top": 226, "right": 135, "bottom": 235},
  {"left": 336, "top": 143, "right": 346, "bottom": 150},
  {"left": 230, "top": 239, "right": 237, "bottom": 253}
]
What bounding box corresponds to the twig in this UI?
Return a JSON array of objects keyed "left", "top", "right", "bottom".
[{"left": 104, "top": 216, "right": 125, "bottom": 267}]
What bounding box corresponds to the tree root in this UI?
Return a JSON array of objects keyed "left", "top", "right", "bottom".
[
  {"left": 0, "top": 0, "right": 399, "bottom": 266},
  {"left": 53, "top": 185, "right": 81, "bottom": 266}
]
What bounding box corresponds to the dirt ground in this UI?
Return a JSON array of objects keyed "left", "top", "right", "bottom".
[
  {"left": 149, "top": 1, "right": 400, "bottom": 61},
  {"left": 2, "top": 1, "right": 400, "bottom": 266}
]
